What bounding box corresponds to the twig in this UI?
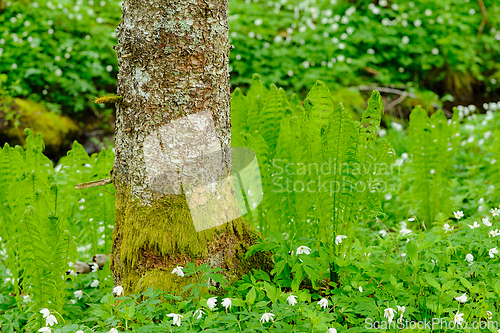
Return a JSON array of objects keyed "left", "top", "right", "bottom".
[
  {"left": 477, "top": 0, "right": 492, "bottom": 37},
  {"left": 358, "top": 85, "right": 417, "bottom": 97},
  {"left": 357, "top": 85, "right": 451, "bottom": 116},
  {"left": 75, "top": 177, "right": 112, "bottom": 189},
  {"left": 376, "top": 217, "right": 405, "bottom": 267},
  {"left": 384, "top": 93, "right": 409, "bottom": 112}
]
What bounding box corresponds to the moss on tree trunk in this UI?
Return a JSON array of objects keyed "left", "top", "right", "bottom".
[
  {"left": 111, "top": 0, "right": 268, "bottom": 293},
  {"left": 112, "top": 186, "right": 267, "bottom": 292}
]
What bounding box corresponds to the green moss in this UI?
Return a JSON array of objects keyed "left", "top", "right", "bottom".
[
  {"left": 0, "top": 98, "right": 78, "bottom": 153},
  {"left": 136, "top": 268, "right": 199, "bottom": 296},
  {"left": 111, "top": 180, "right": 271, "bottom": 294}
]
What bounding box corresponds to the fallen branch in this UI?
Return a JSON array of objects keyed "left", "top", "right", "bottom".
[
  {"left": 357, "top": 85, "right": 451, "bottom": 116},
  {"left": 477, "top": 0, "right": 492, "bottom": 37}
]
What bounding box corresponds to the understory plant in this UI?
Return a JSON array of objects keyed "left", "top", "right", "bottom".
[{"left": 1, "top": 84, "right": 500, "bottom": 332}]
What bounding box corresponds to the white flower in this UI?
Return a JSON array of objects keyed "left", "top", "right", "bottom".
[
  {"left": 455, "top": 293, "right": 468, "bottom": 303},
  {"left": 171, "top": 266, "right": 184, "bottom": 277},
  {"left": 489, "top": 247, "right": 498, "bottom": 258},
  {"left": 296, "top": 245, "right": 311, "bottom": 255},
  {"left": 483, "top": 217, "right": 492, "bottom": 226},
  {"left": 38, "top": 328, "right": 51, "bottom": 333},
  {"left": 327, "top": 329, "right": 337, "bottom": 333},
  {"left": 318, "top": 298, "right": 329, "bottom": 309},
  {"left": 487, "top": 311, "right": 492, "bottom": 320},
  {"left": 74, "top": 290, "right": 83, "bottom": 299},
  {"left": 379, "top": 229, "right": 388, "bottom": 237},
  {"left": 397, "top": 305, "right": 405, "bottom": 321},
  {"left": 400, "top": 228, "right": 412, "bottom": 236},
  {"left": 113, "top": 285, "right": 124, "bottom": 296},
  {"left": 359, "top": 286, "right": 363, "bottom": 292},
  {"left": 443, "top": 223, "right": 452, "bottom": 233},
  {"left": 286, "top": 294, "right": 298, "bottom": 306},
  {"left": 260, "top": 312, "right": 275, "bottom": 323},
  {"left": 90, "top": 280, "right": 99, "bottom": 288},
  {"left": 193, "top": 309, "right": 204, "bottom": 319},
  {"left": 384, "top": 307, "right": 396, "bottom": 323},
  {"left": 335, "top": 235, "right": 347, "bottom": 245},
  {"left": 40, "top": 308, "right": 51, "bottom": 318},
  {"left": 468, "top": 221, "right": 480, "bottom": 229},
  {"left": 68, "top": 269, "right": 77, "bottom": 277},
  {"left": 166, "top": 313, "right": 183, "bottom": 326},
  {"left": 465, "top": 254, "right": 474, "bottom": 263},
  {"left": 89, "top": 263, "right": 98, "bottom": 272},
  {"left": 109, "top": 329, "right": 118, "bottom": 333},
  {"left": 454, "top": 211, "right": 464, "bottom": 219},
  {"left": 408, "top": 217, "right": 416, "bottom": 221},
  {"left": 23, "top": 295, "right": 32, "bottom": 303},
  {"left": 207, "top": 297, "right": 217, "bottom": 310},
  {"left": 76, "top": 331, "right": 84, "bottom": 333},
  {"left": 222, "top": 298, "right": 232, "bottom": 310},
  {"left": 391, "top": 122, "right": 403, "bottom": 131},
  {"left": 491, "top": 208, "right": 500, "bottom": 216},
  {"left": 490, "top": 229, "right": 500, "bottom": 237},
  {"left": 46, "top": 314, "right": 58, "bottom": 326},
  {"left": 454, "top": 311, "right": 464, "bottom": 324}
]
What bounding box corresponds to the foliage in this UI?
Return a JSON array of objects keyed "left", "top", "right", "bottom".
[
  {"left": 228, "top": 0, "right": 500, "bottom": 98},
  {"left": 0, "top": 129, "right": 115, "bottom": 331},
  {"left": 0, "top": 0, "right": 499, "bottom": 115},
  {"left": 0, "top": 0, "right": 120, "bottom": 113},
  {"left": 1, "top": 81, "right": 500, "bottom": 332},
  {"left": 232, "top": 75, "right": 395, "bottom": 252},
  {"left": 403, "top": 106, "right": 460, "bottom": 227}
]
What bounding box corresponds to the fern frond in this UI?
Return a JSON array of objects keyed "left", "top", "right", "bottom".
[{"left": 406, "top": 106, "right": 457, "bottom": 225}]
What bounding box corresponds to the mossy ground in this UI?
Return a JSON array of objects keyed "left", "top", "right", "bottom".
[{"left": 0, "top": 98, "right": 78, "bottom": 154}]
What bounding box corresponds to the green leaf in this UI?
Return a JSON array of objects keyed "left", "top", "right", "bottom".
[
  {"left": 459, "top": 276, "right": 472, "bottom": 290},
  {"left": 406, "top": 240, "right": 418, "bottom": 266},
  {"left": 426, "top": 276, "right": 441, "bottom": 291},
  {"left": 291, "top": 267, "right": 303, "bottom": 292},
  {"left": 390, "top": 275, "right": 397, "bottom": 286},
  {"left": 246, "top": 287, "right": 256, "bottom": 306},
  {"left": 128, "top": 305, "right": 135, "bottom": 319},
  {"left": 263, "top": 282, "right": 278, "bottom": 303}
]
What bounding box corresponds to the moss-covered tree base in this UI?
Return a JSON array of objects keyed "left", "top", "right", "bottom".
[{"left": 110, "top": 184, "right": 270, "bottom": 294}]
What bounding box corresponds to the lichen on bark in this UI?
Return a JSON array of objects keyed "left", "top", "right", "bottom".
[{"left": 111, "top": 0, "right": 268, "bottom": 294}]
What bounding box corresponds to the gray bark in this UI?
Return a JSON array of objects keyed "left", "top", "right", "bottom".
[
  {"left": 110, "top": 0, "right": 266, "bottom": 292},
  {"left": 114, "top": 0, "right": 232, "bottom": 201}
]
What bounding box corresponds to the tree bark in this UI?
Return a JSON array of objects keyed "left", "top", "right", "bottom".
[{"left": 111, "top": 0, "right": 266, "bottom": 293}]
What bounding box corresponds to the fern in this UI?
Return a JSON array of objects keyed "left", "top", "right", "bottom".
[
  {"left": 355, "top": 92, "right": 395, "bottom": 220},
  {"left": 0, "top": 129, "right": 114, "bottom": 320},
  {"left": 405, "top": 106, "right": 459, "bottom": 226},
  {"left": 492, "top": 131, "right": 500, "bottom": 202},
  {"left": 0, "top": 130, "right": 68, "bottom": 314},
  {"left": 231, "top": 78, "right": 394, "bottom": 249}
]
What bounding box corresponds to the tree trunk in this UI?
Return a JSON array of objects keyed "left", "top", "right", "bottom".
[{"left": 111, "top": 0, "right": 266, "bottom": 293}]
